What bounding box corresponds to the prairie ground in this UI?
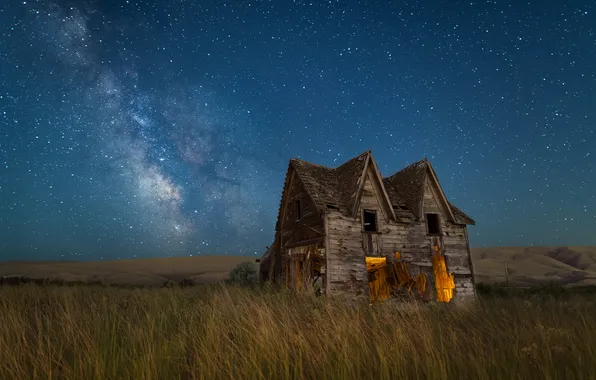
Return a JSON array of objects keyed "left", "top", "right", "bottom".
[
  {"left": 1, "top": 246, "right": 595, "bottom": 287},
  {"left": 0, "top": 283, "right": 595, "bottom": 380},
  {"left": 0, "top": 255, "right": 254, "bottom": 285}
]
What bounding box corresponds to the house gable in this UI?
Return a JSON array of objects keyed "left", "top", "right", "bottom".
[
  {"left": 423, "top": 176, "right": 452, "bottom": 217},
  {"left": 351, "top": 153, "right": 397, "bottom": 222},
  {"left": 358, "top": 171, "right": 390, "bottom": 222},
  {"left": 424, "top": 162, "right": 457, "bottom": 223},
  {"left": 281, "top": 169, "right": 319, "bottom": 230},
  {"left": 277, "top": 165, "right": 324, "bottom": 244},
  {"left": 386, "top": 158, "right": 466, "bottom": 224}
]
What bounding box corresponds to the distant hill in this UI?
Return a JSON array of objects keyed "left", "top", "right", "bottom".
[
  {"left": 472, "top": 246, "right": 596, "bottom": 286},
  {"left": 0, "top": 255, "right": 258, "bottom": 286},
  {"left": 0, "top": 246, "right": 595, "bottom": 287}
]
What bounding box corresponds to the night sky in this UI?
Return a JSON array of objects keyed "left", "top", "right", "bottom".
[{"left": 1, "top": 0, "right": 594, "bottom": 261}]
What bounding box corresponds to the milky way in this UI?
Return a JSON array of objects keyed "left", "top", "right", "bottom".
[{"left": 0, "top": 0, "right": 595, "bottom": 261}]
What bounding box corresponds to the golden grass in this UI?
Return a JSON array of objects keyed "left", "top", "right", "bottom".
[{"left": 1, "top": 284, "right": 595, "bottom": 379}]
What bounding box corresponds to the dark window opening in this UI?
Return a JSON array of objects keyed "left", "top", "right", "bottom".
[
  {"left": 426, "top": 213, "right": 440, "bottom": 235},
  {"left": 363, "top": 210, "right": 377, "bottom": 232},
  {"left": 295, "top": 199, "right": 302, "bottom": 220}
]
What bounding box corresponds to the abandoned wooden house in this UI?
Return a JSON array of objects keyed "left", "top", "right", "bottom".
[{"left": 258, "top": 150, "right": 476, "bottom": 303}]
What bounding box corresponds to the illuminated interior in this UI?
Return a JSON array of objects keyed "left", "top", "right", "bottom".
[
  {"left": 431, "top": 245, "right": 455, "bottom": 302},
  {"left": 366, "top": 257, "right": 392, "bottom": 301},
  {"left": 366, "top": 253, "right": 428, "bottom": 301}
]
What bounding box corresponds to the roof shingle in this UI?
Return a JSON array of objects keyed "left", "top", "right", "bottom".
[{"left": 386, "top": 158, "right": 429, "bottom": 220}]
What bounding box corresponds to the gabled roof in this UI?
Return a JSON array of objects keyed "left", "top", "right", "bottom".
[
  {"left": 288, "top": 151, "right": 396, "bottom": 221},
  {"left": 273, "top": 151, "right": 475, "bottom": 233},
  {"left": 288, "top": 151, "right": 375, "bottom": 214},
  {"left": 290, "top": 157, "right": 342, "bottom": 209},
  {"left": 385, "top": 158, "right": 475, "bottom": 225},
  {"left": 273, "top": 158, "right": 342, "bottom": 232}
]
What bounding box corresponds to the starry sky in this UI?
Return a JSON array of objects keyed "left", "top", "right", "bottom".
[{"left": 0, "top": 0, "right": 594, "bottom": 261}]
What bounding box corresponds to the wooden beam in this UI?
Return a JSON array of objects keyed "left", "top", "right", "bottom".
[
  {"left": 463, "top": 226, "right": 477, "bottom": 298},
  {"left": 278, "top": 168, "right": 295, "bottom": 285},
  {"left": 324, "top": 211, "right": 331, "bottom": 296},
  {"left": 368, "top": 152, "right": 398, "bottom": 222},
  {"left": 350, "top": 152, "right": 371, "bottom": 219},
  {"left": 284, "top": 237, "right": 324, "bottom": 248}
]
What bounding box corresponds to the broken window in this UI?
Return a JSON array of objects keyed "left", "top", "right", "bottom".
[
  {"left": 426, "top": 213, "right": 440, "bottom": 235},
  {"left": 295, "top": 199, "right": 302, "bottom": 220},
  {"left": 363, "top": 209, "right": 377, "bottom": 232}
]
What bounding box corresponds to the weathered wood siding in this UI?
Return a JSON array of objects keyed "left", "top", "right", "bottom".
[
  {"left": 405, "top": 176, "right": 476, "bottom": 300},
  {"left": 325, "top": 209, "right": 369, "bottom": 297},
  {"left": 357, "top": 171, "right": 408, "bottom": 258},
  {"left": 286, "top": 244, "right": 325, "bottom": 291},
  {"left": 277, "top": 170, "right": 325, "bottom": 285},
  {"left": 325, "top": 170, "right": 407, "bottom": 298},
  {"left": 280, "top": 172, "right": 323, "bottom": 241}
]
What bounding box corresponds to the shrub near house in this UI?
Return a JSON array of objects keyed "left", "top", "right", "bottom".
[{"left": 228, "top": 262, "right": 258, "bottom": 286}]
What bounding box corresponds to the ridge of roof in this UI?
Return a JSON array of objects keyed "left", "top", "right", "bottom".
[{"left": 289, "top": 157, "right": 334, "bottom": 170}]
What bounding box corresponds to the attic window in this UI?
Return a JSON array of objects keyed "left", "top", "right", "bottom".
[
  {"left": 295, "top": 199, "right": 302, "bottom": 220},
  {"left": 363, "top": 210, "right": 377, "bottom": 233},
  {"left": 426, "top": 213, "right": 440, "bottom": 235}
]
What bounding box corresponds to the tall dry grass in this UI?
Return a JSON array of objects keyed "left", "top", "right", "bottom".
[{"left": 0, "top": 283, "right": 595, "bottom": 380}]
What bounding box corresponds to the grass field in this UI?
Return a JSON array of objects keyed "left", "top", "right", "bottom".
[{"left": 1, "top": 283, "right": 595, "bottom": 380}]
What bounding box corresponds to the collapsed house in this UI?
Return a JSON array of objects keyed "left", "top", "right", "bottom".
[{"left": 259, "top": 150, "right": 476, "bottom": 303}]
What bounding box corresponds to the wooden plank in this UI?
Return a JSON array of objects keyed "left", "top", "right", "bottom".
[
  {"left": 324, "top": 212, "right": 330, "bottom": 295},
  {"left": 441, "top": 236, "right": 468, "bottom": 245},
  {"left": 284, "top": 237, "right": 324, "bottom": 248},
  {"left": 448, "top": 266, "right": 472, "bottom": 275},
  {"left": 462, "top": 226, "right": 477, "bottom": 298},
  {"left": 444, "top": 249, "right": 470, "bottom": 257}
]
